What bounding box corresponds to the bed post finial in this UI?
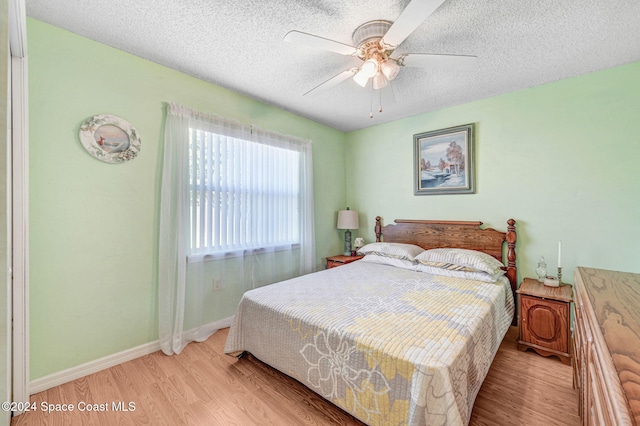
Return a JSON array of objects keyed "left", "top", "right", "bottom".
[
  {"left": 506, "top": 219, "right": 516, "bottom": 269},
  {"left": 375, "top": 216, "right": 382, "bottom": 242}
]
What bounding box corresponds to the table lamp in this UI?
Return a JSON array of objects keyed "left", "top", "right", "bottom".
[{"left": 337, "top": 208, "right": 359, "bottom": 256}]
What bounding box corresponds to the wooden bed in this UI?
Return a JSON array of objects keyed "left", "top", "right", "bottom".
[
  {"left": 374, "top": 216, "right": 518, "bottom": 325},
  {"left": 225, "top": 217, "right": 517, "bottom": 425}
]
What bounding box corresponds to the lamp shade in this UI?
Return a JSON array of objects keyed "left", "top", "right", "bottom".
[
  {"left": 361, "top": 59, "right": 379, "bottom": 78},
  {"left": 337, "top": 209, "right": 359, "bottom": 230},
  {"left": 352, "top": 68, "right": 370, "bottom": 87},
  {"left": 380, "top": 60, "right": 400, "bottom": 81},
  {"left": 372, "top": 72, "right": 388, "bottom": 90}
]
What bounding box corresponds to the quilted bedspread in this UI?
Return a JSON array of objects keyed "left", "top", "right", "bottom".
[{"left": 224, "top": 261, "right": 514, "bottom": 425}]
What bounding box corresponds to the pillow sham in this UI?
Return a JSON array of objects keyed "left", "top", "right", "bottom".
[
  {"left": 360, "top": 254, "right": 416, "bottom": 270},
  {"left": 357, "top": 242, "right": 425, "bottom": 261},
  {"left": 413, "top": 263, "right": 505, "bottom": 283},
  {"left": 414, "top": 248, "right": 505, "bottom": 275}
]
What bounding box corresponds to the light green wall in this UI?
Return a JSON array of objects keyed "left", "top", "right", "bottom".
[
  {"left": 1, "top": 2, "right": 11, "bottom": 425},
  {"left": 346, "top": 61, "right": 640, "bottom": 281},
  {"left": 28, "top": 18, "right": 346, "bottom": 379}
]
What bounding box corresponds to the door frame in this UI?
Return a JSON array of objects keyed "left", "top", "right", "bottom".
[{"left": 9, "top": 0, "right": 29, "bottom": 414}]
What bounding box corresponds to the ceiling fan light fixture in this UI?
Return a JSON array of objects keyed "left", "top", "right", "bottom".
[
  {"left": 361, "top": 59, "right": 379, "bottom": 78},
  {"left": 372, "top": 73, "right": 388, "bottom": 90},
  {"left": 353, "top": 68, "right": 370, "bottom": 87},
  {"left": 285, "top": 0, "right": 479, "bottom": 118},
  {"left": 380, "top": 60, "right": 400, "bottom": 81}
]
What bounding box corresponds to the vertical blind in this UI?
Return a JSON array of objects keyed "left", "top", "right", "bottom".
[{"left": 188, "top": 127, "right": 302, "bottom": 256}]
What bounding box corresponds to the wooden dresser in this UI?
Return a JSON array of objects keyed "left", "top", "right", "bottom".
[{"left": 573, "top": 267, "right": 640, "bottom": 425}]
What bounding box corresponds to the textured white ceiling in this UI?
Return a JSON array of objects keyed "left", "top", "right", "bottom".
[{"left": 25, "top": 0, "right": 640, "bottom": 132}]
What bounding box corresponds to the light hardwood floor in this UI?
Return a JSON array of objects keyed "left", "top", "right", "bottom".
[{"left": 12, "top": 327, "right": 579, "bottom": 425}]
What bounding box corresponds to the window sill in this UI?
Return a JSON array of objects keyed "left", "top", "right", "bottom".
[{"left": 187, "top": 243, "right": 301, "bottom": 263}]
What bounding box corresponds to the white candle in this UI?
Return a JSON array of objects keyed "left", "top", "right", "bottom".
[{"left": 558, "top": 241, "right": 562, "bottom": 268}]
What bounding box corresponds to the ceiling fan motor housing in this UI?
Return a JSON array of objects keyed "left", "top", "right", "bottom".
[{"left": 352, "top": 20, "right": 393, "bottom": 60}]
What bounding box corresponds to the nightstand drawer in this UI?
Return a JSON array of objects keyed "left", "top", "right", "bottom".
[
  {"left": 326, "top": 255, "right": 363, "bottom": 269},
  {"left": 327, "top": 260, "right": 342, "bottom": 269}
]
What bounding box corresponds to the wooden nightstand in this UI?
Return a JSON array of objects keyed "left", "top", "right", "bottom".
[
  {"left": 326, "top": 255, "right": 363, "bottom": 269},
  {"left": 517, "top": 277, "right": 573, "bottom": 365}
]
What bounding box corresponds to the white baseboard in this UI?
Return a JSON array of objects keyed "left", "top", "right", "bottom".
[
  {"left": 29, "top": 316, "right": 234, "bottom": 394},
  {"left": 29, "top": 340, "right": 161, "bottom": 394}
]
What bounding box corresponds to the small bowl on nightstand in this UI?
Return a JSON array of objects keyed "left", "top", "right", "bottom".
[{"left": 543, "top": 276, "right": 560, "bottom": 287}]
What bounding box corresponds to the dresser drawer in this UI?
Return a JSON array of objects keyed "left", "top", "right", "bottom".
[{"left": 588, "top": 344, "right": 617, "bottom": 426}]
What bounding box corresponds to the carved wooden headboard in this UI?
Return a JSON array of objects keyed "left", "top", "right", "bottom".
[{"left": 375, "top": 216, "right": 517, "bottom": 324}]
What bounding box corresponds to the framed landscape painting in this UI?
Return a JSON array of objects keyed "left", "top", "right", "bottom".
[{"left": 413, "top": 123, "right": 475, "bottom": 195}]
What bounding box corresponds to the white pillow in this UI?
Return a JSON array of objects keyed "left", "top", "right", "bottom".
[
  {"left": 357, "top": 242, "right": 424, "bottom": 261},
  {"left": 414, "top": 248, "right": 504, "bottom": 275},
  {"left": 361, "top": 254, "right": 415, "bottom": 270},
  {"left": 414, "top": 263, "right": 505, "bottom": 282}
]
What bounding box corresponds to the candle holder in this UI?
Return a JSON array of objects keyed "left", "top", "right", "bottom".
[{"left": 557, "top": 267, "right": 562, "bottom": 284}]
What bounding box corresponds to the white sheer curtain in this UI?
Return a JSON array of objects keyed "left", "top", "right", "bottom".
[{"left": 159, "top": 102, "right": 315, "bottom": 355}]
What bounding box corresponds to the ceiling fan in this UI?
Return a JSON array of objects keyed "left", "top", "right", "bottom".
[{"left": 284, "top": 0, "right": 477, "bottom": 116}]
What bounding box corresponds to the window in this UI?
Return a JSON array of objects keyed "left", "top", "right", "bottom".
[
  {"left": 160, "top": 103, "right": 315, "bottom": 354},
  {"left": 188, "top": 127, "right": 302, "bottom": 256}
]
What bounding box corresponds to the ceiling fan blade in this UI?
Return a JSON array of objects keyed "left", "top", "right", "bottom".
[
  {"left": 398, "top": 53, "right": 478, "bottom": 68},
  {"left": 284, "top": 31, "right": 358, "bottom": 56},
  {"left": 304, "top": 69, "right": 357, "bottom": 97},
  {"left": 381, "top": 0, "right": 446, "bottom": 49}
]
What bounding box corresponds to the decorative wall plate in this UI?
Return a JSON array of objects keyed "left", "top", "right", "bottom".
[{"left": 79, "top": 114, "right": 141, "bottom": 163}]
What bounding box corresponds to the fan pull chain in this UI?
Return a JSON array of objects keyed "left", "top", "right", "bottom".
[
  {"left": 369, "top": 80, "right": 374, "bottom": 118},
  {"left": 368, "top": 79, "right": 386, "bottom": 118}
]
